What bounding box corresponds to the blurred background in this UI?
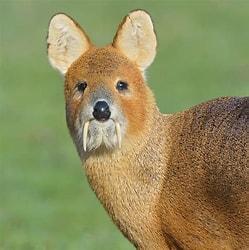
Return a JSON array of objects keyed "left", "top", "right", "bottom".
[{"left": 1, "top": 1, "right": 249, "bottom": 249}]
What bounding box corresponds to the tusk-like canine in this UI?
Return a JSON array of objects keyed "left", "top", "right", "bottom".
[
  {"left": 83, "top": 121, "right": 90, "bottom": 152},
  {"left": 115, "top": 122, "right": 122, "bottom": 149}
]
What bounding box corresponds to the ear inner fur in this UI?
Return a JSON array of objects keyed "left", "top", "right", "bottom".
[
  {"left": 47, "top": 13, "right": 92, "bottom": 75},
  {"left": 112, "top": 10, "right": 157, "bottom": 71}
]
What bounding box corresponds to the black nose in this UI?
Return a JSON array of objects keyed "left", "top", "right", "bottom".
[{"left": 93, "top": 101, "right": 111, "bottom": 121}]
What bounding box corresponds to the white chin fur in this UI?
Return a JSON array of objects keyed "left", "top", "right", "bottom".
[{"left": 83, "top": 119, "right": 121, "bottom": 151}]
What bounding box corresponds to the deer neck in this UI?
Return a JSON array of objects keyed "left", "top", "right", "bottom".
[{"left": 83, "top": 107, "right": 169, "bottom": 245}]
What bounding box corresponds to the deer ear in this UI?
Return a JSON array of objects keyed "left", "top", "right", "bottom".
[
  {"left": 47, "top": 13, "right": 91, "bottom": 75},
  {"left": 113, "top": 10, "right": 157, "bottom": 71}
]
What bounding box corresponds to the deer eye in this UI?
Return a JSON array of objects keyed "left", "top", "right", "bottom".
[
  {"left": 116, "top": 81, "right": 128, "bottom": 92},
  {"left": 76, "top": 81, "right": 87, "bottom": 92}
]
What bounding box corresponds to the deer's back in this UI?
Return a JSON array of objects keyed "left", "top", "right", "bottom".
[{"left": 160, "top": 97, "right": 249, "bottom": 249}]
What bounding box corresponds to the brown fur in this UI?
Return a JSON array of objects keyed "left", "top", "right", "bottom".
[
  {"left": 65, "top": 46, "right": 153, "bottom": 141},
  {"left": 82, "top": 96, "right": 249, "bottom": 250},
  {"left": 47, "top": 11, "right": 249, "bottom": 250}
]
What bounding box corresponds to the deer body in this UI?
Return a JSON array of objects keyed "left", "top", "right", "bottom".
[
  {"left": 85, "top": 97, "right": 249, "bottom": 250},
  {"left": 47, "top": 10, "right": 249, "bottom": 249}
]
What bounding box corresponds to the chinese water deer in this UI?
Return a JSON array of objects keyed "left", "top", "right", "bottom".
[{"left": 47, "top": 10, "right": 249, "bottom": 249}]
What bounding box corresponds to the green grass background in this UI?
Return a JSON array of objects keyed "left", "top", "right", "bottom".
[{"left": 1, "top": 1, "right": 249, "bottom": 249}]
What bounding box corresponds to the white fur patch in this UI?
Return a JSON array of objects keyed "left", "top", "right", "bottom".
[
  {"left": 47, "top": 14, "right": 90, "bottom": 75},
  {"left": 113, "top": 10, "right": 157, "bottom": 71}
]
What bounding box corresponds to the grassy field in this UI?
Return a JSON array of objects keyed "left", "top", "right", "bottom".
[{"left": 1, "top": 1, "right": 249, "bottom": 249}]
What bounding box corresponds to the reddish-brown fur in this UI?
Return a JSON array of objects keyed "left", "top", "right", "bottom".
[
  {"left": 48, "top": 11, "right": 249, "bottom": 250},
  {"left": 65, "top": 46, "right": 153, "bottom": 141}
]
